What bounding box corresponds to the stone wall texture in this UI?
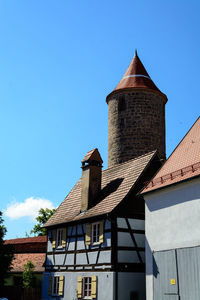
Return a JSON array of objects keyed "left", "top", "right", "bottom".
[{"left": 107, "top": 89, "right": 166, "bottom": 168}]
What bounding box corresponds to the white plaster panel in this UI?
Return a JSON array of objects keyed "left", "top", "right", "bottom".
[
  {"left": 118, "top": 232, "right": 134, "bottom": 247},
  {"left": 47, "top": 239, "right": 52, "bottom": 252},
  {"left": 98, "top": 250, "right": 111, "bottom": 263},
  {"left": 67, "top": 239, "right": 75, "bottom": 251},
  {"left": 104, "top": 232, "right": 111, "bottom": 247},
  {"left": 128, "top": 218, "right": 145, "bottom": 230},
  {"left": 55, "top": 254, "right": 65, "bottom": 265},
  {"left": 65, "top": 254, "right": 74, "bottom": 265},
  {"left": 88, "top": 251, "right": 98, "bottom": 264},
  {"left": 117, "top": 218, "right": 128, "bottom": 228},
  {"left": 134, "top": 233, "right": 145, "bottom": 248},
  {"left": 118, "top": 250, "right": 140, "bottom": 263},
  {"left": 46, "top": 255, "right": 54, "bottom": 266},
  {"left": 76, "top": 237, "right": 85, "bottom": 250},
  {"left": 76, "top": 253, "right": 88, "bottom": 265}
]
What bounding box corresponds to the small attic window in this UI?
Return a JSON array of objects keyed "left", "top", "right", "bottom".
[{"left": 118, "top": 96, "right": 126, "bottom": 111}]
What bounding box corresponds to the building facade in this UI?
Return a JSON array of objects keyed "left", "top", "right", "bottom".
[
  {"left": 143, "top": 117, "right": 200, "bottom": 300},
  {"left": 42, "top": 51, "right": 167, "bottom": 300}
]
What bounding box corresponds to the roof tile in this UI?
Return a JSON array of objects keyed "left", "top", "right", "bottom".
[
  {"left": 142, "top": 117, "right": 200, "bottom": 193},
  {"left": 10, "top": 253, "right": 46, "bottom": 273},
  {"left": 44, "top": 151, "right": 156, "bottom": 227}
]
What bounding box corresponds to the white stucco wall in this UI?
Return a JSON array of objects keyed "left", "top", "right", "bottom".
[
  {"left": 144, "top": 177, "right": 200, "bottom": 300},
  {"left": 42, "top": 271, "right": 115, "bottom": 300}
]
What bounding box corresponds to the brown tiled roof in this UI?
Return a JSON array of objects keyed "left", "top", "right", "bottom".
[
  {"left": 142, "top": 117, "right": 200, "bottom": 193},
  {"left": 5, "top": 236, "right": 47, "bottom": 245},
  {"left": 10, "top": 253, "right": 46, "bottom": 273},
  {"left": 106, "top": 51, "right": 167, "bottom": 101},
  {"left": 44, "top": 151, "right": 157, "bottom": 227},
  {"left": 5, "top": 236, "right": 47, "bottom": 253}
]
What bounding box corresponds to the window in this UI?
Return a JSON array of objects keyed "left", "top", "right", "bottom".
[
  {"left": 77, "top": 276, "right": 97, "bottom": 299},
  {"left": 91, "top": 223, "right": 100, "bottom": 244},
  {"left": 85, "top": 222, "right": 104, "bottom": 246},
  {"left": 83, "top": 277, "right": 92, "bottom": 298},
  {"left": 49, "top": 276, "right": 64, "bottom": 297},
  {"left": 52, "top": 228, "right": 66, "bottom": 249},
  {"left": 52, "top": 276, "right": 60, "bottom": 296},
  {"left": 118, "top": 96, "right": 126, "bottom": 111},
  {"left": 56, "top": 228, "right": 63, "bottom": 248}
]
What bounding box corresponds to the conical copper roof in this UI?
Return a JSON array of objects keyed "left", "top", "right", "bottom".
[{"left": 107, "top": 51, "right": 166, "bottom": 101}]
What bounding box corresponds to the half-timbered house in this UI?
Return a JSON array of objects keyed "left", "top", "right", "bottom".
[
  {"left": 42, "top": 51, "right": 167, "bottom": 300},
  {"left": 42, "top": 149, "right": 162, "bottom": 300}
]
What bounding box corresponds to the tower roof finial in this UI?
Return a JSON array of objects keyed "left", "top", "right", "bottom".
[{"left": 135, "top": 49, "right": 138, "bottom": 57}]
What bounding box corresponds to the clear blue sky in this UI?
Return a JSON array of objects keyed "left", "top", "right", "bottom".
[{"left": 1, "top": 0, "right": 199, "bottom": 239}]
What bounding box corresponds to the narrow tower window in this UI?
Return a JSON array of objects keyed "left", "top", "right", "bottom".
[{"left": 118, "top": 96, "right": 126, "bottom": 111}]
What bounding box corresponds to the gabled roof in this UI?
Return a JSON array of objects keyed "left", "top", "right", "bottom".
[
  {"left": 106, "top": 51, "right": 167, "bottom": 102},
  {"left": 44, "top": 151, "right": 157, "bottom": 227},
  {"left": 142, "top": 117, "right": 200, "bottom": 194}
]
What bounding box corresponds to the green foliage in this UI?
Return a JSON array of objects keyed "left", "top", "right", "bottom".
[
  {"left": 0, "top": 211, "right": 14, "bottom": 289},
  {"left": 30, "top": 208, "right": 56, "bottom": 236},
  {"left": 22, "top": 260, "right": 35, "bottom": 288}
]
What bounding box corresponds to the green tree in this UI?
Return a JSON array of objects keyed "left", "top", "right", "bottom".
[
  {"left": 30, "top": 208, "right": 56, "bottom": 236},
  {"left": 22, "top": 260, "right": 35, "bottom": 288},
  {"left": 0, "top": 211, "right": 14, "bottom": 291}
]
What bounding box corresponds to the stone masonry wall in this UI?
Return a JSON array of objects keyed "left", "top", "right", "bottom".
[{"left": 107, "top": 90, "right": 166, "bottom": 168}]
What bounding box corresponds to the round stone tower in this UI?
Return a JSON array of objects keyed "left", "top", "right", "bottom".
[{"left": 107, "top": 51, "right": 167, "bottom": 168}]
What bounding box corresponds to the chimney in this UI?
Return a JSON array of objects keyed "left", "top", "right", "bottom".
[{"left": 81, "top": 148, "right": 103, "bottom": 212}]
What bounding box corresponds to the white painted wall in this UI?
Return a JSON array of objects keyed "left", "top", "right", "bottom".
[
  {"left": 42, "top": 271, "right": 115, "bottom": 300},
  {"left": 144, "top": 177, "right": 200, "bottom": 300}
]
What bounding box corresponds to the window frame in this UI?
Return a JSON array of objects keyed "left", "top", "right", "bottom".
[
  {"left": 52, "top": 275, "right": 60, "bottom": 296},
  {"left": 56, "top": 228, "right": 63, "bottom": 248},
  {"left": 82, "top": 276, "right": 92, "bottom": 299},
  {"left": 91, "top": 222, "right": 100, "bottom": 245}
]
